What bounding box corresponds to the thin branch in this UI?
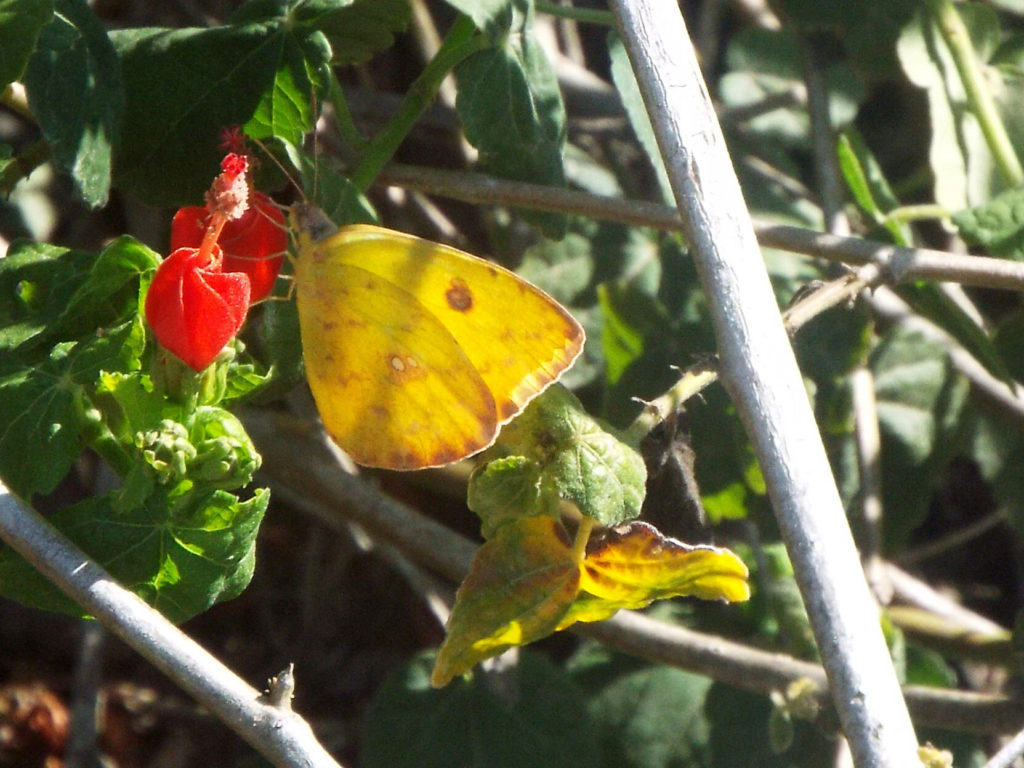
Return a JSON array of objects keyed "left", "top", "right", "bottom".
[
  {"left": 608, "top": 3, "right": 919, "bottom": 766},
  {"left": 0, "top": 482, "right": 344, "bottom": 768},
  {"left": 981, "top": 726, "right": 1024, "bottom": 768},
  {"left": 851, "top": 366, "right": 890, "bottom": 604},
  {"left": 242, "top": 407, "right": 1024, "bottom": 736},
  {"left": 372, "top": 162, "right": 1024, "bottom": 293}
]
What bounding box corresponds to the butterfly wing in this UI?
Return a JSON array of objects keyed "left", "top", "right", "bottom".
[
  {"left": 294, "top": 221, "right": 584, "bottom": 470},
  {"left": 322, "top": 225, "right": 584, "bottom": 424}
]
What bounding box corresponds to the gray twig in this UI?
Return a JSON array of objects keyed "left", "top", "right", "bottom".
[
  {"left": 0, "top": 482, "right": 343, "bottom": 768},
  {"left": 607, "top": 2, "right": 920, "bottom": 765}
]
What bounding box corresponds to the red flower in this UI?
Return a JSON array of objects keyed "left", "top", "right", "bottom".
[
  {"left": 171, "top": 192, "right": 286, "bottom": 302},
  {"left": 145, "top": 246, "right": 251, "bottom": 372}
]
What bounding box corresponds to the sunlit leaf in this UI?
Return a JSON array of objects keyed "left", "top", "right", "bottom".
[
  {"left": 491, "top": 385, "right": 648, "bottom": 528},
  {"left": 431, "top": 517, "right": 579, "bottom": 687},
  {"left": 578, "top": 521, "right": 750, "bottom": 608}
]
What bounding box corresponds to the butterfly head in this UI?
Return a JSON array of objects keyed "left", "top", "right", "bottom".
[{"left": 289, "top": 202, "right": 338, "bottom": 245}]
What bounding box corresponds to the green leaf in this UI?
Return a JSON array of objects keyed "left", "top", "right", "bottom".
[
  {"left": 432, "top": 516, "right": 579, "bottom": 687},
  {"left": 569, "top": 647, "right": 713, "bottom": 768},
  {"left": 0, "top": 241, "right": 96, "bottom": 352},
  {"left": 490, "top": 386, "right": 648, "bottom": 528},
  {"left": 517, "top": 232, "right": 593, "bottom": 305},
  {"left": 706, "top": 682, "right": 834, "bottom": 767},
  {"left": 0, "top": 236, "right": 155, "bottom": 360},
  {"left": 871, "top": 328, "right": 971, "bottom": 549},
  {"left": 836, "top": 129, "right": 913, "bottom": 244},
  {"left": 291, "top": 0, "right": 411, "bottom": 65},
  {"left": 56, "top": 236, "right": 159, "bottom": 343},
  {"left": 468, "top": 455, "right": 553, "bottom": 539},
  {"left": 0, "top": 486, "right": 267, "bottom": 622},
  {"left": 0, "top": 0, "right": 53, "bottom": 88},
  {"left": 608, "top": 31, "right": 673, "bottom": 204},
  {"left": 23, "top": 0, "right": 122, "bottom": 207},
  {"left": 897, "top": 4, "right": 1006, "bottom": 209},
  {"left": 442, "top": 0, "right": 512, "bottom": 32},
  {"left": 953, "top": 183, "right": 1024, "bottom": 258},
  {"left": 719, "top": 26, "right": 863, "bottom": 146},
  {"left": 0, "top": 347, "right": 81, "bottom": 498},
  {"left": 365, "top": 651, "right": 598, "bottom": 768},
  {"left": 456, "top": 6, "right": 567, "bottom": 236},
  {"left": 0, "top": 316, "right": 144, "bottom": 498},
  {"left": 111, "top": 20, "right": 330, "bottom": 206},
  {"left": 897, "top": 281, "right": 1011, "bottom": 383}
]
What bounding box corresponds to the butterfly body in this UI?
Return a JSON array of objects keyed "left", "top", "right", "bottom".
[{"left": 292, "top": 209, "right": 584, "bottom": 470}]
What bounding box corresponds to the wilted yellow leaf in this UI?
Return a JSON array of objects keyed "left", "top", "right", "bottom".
[
  {"left": 431, "top": 517, "right": 579, "bottom": 687},
  {"left": 578, "top": 521, "right": 750, "bottom": 609}
]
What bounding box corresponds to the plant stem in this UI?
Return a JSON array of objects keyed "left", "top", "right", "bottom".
[
  {"left": 609, "top": 2, "right": 920, "bottom": 765},
  {"left": 925, "top": 0, "right": 1024, "bottom": 187},
  {"left": 884, "top": 203, "right": 950, "bottom": 225},
  {"left": 572, "top": 516, "right": 595, "bottom": 562},
  {"left": 535, "top": 1, "right": 615, "bottom": 26},
  {"left": 372, "top": 162, "right": 1024, "bottom": 292},
  {"left": 349, "top": 14, "right": 484, "bottom": 191},
  {"left": 244, "top": 408, "right": 1024, "bottom": 736}
]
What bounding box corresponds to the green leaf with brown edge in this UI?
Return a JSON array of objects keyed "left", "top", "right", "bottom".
[
  {"left": 578, "top": 521, "right": 750, "bottom": 608},
  {"left": 431, "top": 516, "right": 579, "bottom": 687}
]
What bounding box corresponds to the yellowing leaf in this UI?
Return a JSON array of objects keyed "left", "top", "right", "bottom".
[
  {"left": 431, "top": 517, "right": 579, "bottom": 687},
  {"left": 578, "top": 521, "right": 750, "bottom": 609}
]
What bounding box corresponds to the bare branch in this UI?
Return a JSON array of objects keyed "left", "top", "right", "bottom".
[{"left": 0, "top": 483, "right": 344, "bottom": 768}]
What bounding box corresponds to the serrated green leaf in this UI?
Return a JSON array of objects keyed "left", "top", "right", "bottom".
[
  {"left": 953, "top": 183, "right": 1024, "bottom": 258},
  {"left": 494, "top": 385, "right": 647, "bottom": 527},
  {"left": 365, "top": 651, "right": 598, "bottom": 768},
  {"left": 292, "top": 0, "right": 411, "bottom": 66},
  {"left": 111, "top": 20, "right": 329, "bottom": 206},
  {"left": 0, "top": 241, "right": 94, "bottom": 351},
  {"left": 57, "top": 236, "right": 158, "bottom": 343},
  {"left": 456, "top": 7, "right": 567, "bottom": 237},
  {"left": 244, "top": 30, "right": 330, "bottom": 144},
  {"left": 432, "top": 516, "right": 578, "bottom": 687},
  {"left": 0, "top": 486, "right": 267, "bottom": 622},
  {"left": 0, "top": 0, "right": 53, "bottom": 87},
  {"left": 468, "top": 455, "right": 552, "bottom": 539},
  {"left": 23, "top": 0, "right": 122, "bottom": 207}
]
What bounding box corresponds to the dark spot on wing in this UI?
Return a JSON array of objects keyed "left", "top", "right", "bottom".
[{"left": 445, "top": 277, "right": 473, "bottom": 312}]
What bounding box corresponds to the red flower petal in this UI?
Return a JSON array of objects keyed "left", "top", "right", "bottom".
[
  {"left": 145, "top": 246, "right": 251, "bottom": 372},
  {"left": 171, "top": 192, "right": 286, "bottom": 302}
]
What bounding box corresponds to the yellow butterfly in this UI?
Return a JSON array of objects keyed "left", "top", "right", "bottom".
[{"left": 291, "top": 204, "right": 585, "bottom": 470}]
